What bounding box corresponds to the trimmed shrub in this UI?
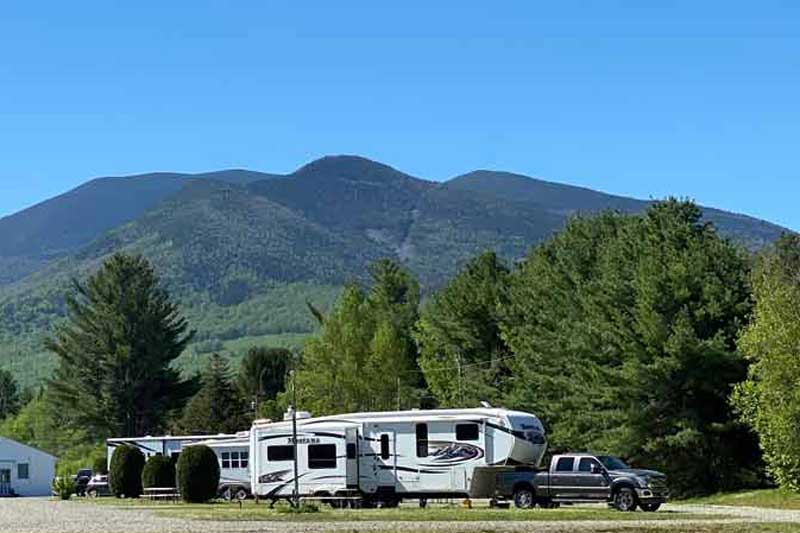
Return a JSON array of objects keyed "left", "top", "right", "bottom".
[
  {"left": 109, "top": 445, "right": 145, "bottom": 498},
  {"left": 142, "top": 455, "right": 175, "bottom": 489},
  {"left": 176, "top": 445, "right": 220, "bottom": 503},
  {"left": 93, "top": 456, "right": 108, "bottom": 475}
]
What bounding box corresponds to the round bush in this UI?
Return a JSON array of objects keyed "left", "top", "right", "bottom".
[
  {"left": 142, "top": 455, "right": 175, "bottom": 489},
  {"left": 93, "top": 456, "right": 108, "bottom": 475},
  {"left": 109, "top": 445, "right": 145, "bottom": 498},
  {"left": 176, "top": 445, "right": 220, "bottom": 503}
]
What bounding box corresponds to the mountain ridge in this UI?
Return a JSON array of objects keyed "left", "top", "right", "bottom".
[{"left": 0, "top": 155, "right": 791, "bottom": 385}]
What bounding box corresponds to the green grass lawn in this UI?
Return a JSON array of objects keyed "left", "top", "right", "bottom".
[
  {"left": 79, "top": 498, "right": 719, "bottom": 523},
  {"left": 682, "top": 489, "right": 800, "bottom": 510}
]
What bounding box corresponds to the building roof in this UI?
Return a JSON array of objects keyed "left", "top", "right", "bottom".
[{"left": 0, "top": 436, "right": 58, "bottom": 460}]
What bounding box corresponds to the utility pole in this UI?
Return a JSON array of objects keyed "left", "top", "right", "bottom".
[
  {"left": 396, "top": 376, "right": 401, "bottom": 411},
  {"left": 457, "top": 352, "right": 464, "bottom": 406},
  {"left": 290, "top": 351, "right": 300, "bottom": 508}
]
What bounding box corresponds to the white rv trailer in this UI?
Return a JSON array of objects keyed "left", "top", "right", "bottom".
[
  {"left": 106, "top": 434, "right": 240, "bottom": 468},
  {"left": 250, "top": 407, "right": 546, "bottom": 505},
  {"left": 193, "top": 432, "right": 252, "bottom": 500}
]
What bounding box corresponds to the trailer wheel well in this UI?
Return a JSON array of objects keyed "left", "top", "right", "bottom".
[{"left": 512, "top": 481, "right": 535, "bottom": 495}]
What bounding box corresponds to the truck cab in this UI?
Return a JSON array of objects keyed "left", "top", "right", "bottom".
[{"left": 495, "top": 453, "right": 669, "bottom": 512}]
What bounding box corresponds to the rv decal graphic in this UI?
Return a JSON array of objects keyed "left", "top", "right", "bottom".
[
  {"left": 259, "top": 469, "right": 291, "bottom": 484},
  {"left": 422, "top": 441, "right": 484, "bottom": 466},
  {"left": 378, "top": 465, "right": 447, "bottom": 475}
]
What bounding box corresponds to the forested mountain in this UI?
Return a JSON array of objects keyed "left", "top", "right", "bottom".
[{"left": 0, "top": 155, "right": 790, "bottom": 385}]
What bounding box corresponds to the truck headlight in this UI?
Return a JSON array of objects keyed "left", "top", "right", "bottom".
[{"left": 637, "top": 477, "right": 651, "bottom": 488}]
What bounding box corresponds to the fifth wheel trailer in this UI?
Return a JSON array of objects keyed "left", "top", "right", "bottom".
[{"left": 249, "top": 407, "right": 547, "bottom": 505}]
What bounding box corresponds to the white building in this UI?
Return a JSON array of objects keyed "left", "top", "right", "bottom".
[{"left": 0, "top": 437, "right": 57, "bottom": 497}]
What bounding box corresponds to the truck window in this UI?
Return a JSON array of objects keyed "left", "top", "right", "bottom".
[
  {"left": 555, "top": 457, "right": 575, "bottom": 472},
  {"left": 416, "top": 424, "right": 429, "bottom": 457},
  {"left": 456, "top": 423, "right": 479, "bottom": 441},
  {"left": 578, "top": 457, "right": 602, "bottom": 472},
  {"left": 267, "top": 445, "right": 295, "bottom": 462},
  {"left": 380, "top": 434, "right": 390, "bottom": 460},
  {"left": 308, "top": 444, "right": 337, "bottom": 469}
]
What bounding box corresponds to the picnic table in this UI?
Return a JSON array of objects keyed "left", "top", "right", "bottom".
[{"left": 142, "top": 487, "right": 179, "bottom": 502}]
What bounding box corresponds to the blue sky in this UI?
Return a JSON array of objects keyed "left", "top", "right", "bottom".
[{"left": 1, "top": 1, "right": 798, "bottom": 229}]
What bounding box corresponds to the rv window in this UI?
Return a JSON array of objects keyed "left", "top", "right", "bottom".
[
  {"left": 346, "top": 443, "right": 357, "bottom": 460},
  {"left": 241, "top": 451, "right": 249, "bottom": 468},
  {"left": 416, "top": 424, "right": 429, "bottom": 457},
  {"left": 17, "top": 463, "right": 29, "bottom": 480},
  {"left": 308, "top": 444, "right": 337, "bottom": 469},
  {"left": 380, "top": 434, "right": 390, "bottom": 460},
  {"left": 232, "top": 451, "right": 242, "bottom": 468},
  {"left": 268, "top": 445, "right": 295, "bottom": 462},
  {"left": 456, "top": 424, "right": 480, "bottom": 441},
  {"left": 555, "top": 457, "right": 575, "bottom": 472},
  {"left": 221, "top": 452, "right": 231, "bottom": 469}
]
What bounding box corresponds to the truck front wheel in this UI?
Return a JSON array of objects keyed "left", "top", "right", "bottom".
[
  {"left": 613, "top": 487, "right": 638, "bottom": 512},
  {"left": 513, "top": 486, "right": 535, "bottom": 509}
]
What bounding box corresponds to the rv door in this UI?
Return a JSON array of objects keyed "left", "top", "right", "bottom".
[{"left": 345, "top": 427, "right": 359, "bottom": 490}]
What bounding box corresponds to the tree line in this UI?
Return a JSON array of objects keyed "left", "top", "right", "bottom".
[{"left": 1, "top": 199, "right": 799, "bottom": 496}]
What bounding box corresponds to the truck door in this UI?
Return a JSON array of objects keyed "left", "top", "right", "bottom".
[
  {"left": 576, "top": 457, "right": 611, "bottom": 500},
  {"left": 550, "top": 456, "right": 580, "bottom": 499},
  {"left": 345, "top": 427, "right": 360, "bottom": 490}
]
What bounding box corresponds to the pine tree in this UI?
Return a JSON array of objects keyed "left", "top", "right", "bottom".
[
  {"left": 501, "top": 200, "right": 759, "bottom": 495},
  {"left": 0, "top": 369, "right": 20, "bottom": 420},
  {"left": 178, "top": 354, "right": 247, "bottom": 434},
  {"left": 47, "top": 253, "right": 197, "bottom": 438},
  {"left": 295, "top": 260, "right": 421, "bottom": 414},
  {"left": 237, "top": 347, "right": 291, "bottom": 418},
  {"left": 415, "top": 251, "right": 510, "bottom": 407}
]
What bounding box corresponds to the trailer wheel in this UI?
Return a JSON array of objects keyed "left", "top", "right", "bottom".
[
  {"left": 221, "top": 486, "right": 234, "bottom": 502},
  {"left": 613, "top": 487, "right": 638, "bottom": 512},
  {"left": 513, "top": 486, "right": 535, "bottom": 509},
  {"left": 235, "top": 487, "right": 249, "bottom": 501}
]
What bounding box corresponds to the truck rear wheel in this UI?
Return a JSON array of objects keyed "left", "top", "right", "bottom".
[
  {"left": 513, "top": 486, "right": 535, "bottom": 509},
  {"left": 613, "top": 487, "right": 638, "bottom": 512}
]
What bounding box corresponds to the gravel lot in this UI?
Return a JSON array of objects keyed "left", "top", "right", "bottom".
[{"left": 2, "top": 499, "right": 800, "bottom": 533}]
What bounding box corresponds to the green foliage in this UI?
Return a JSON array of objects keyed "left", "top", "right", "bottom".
[
  {"left": 177, "top": 354, "right": 247, "bottom": 435},
  {"left": 46, "top": 253, "right": 198, "bottom": 438},
  {"left": 295, "top": 260, "right": 421, "bottom": 414},
  {"left": 416, "top": 251, "right": 510, "bottom": 407},
  {"left": 52, "top": 471, "right": 75, "bottom": 501},
  {"left": 237, "top": 346, "right": 291, "bottom": 409},
  {"left": 176, "top": 444, "right": 220, "bottom": 503},
  {"left": 93, "top": 455, "right": 109, "bottom": 476},
  {"left": 733, "top": 234, "right": 800, "bottom": 491},
  {"left": 109, "top": 444, "right": 145, "bottom": 498},
  {"left": 501, "top": 200, "right": 759, "bottom": 496},
  {"left": 0, "top": 368, "right": 20, "bottom": 420},
  {"left": 0, "top": 393, "right": 103, "bottom": 472},
  {"left": 142, "top": 455, "right": 176, "bottom": 489}
]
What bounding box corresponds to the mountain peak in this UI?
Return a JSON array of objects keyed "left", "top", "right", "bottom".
[{"left": 293, "top": 155, "right": 422, "bottom": 184}]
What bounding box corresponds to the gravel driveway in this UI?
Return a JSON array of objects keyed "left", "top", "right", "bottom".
[{"left": 2, "top": 499, "right": 800, "bottom": 533}]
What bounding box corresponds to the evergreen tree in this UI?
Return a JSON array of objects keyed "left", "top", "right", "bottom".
[
  {"left": 237, "top": 347, "right": 291, "bottom": 419},
  {"left": 178, "top": 354, "right": 247, "bottom": 434},
  {"left": 502, "top": 200, "right": 759, "bottom": 495},
  {"left": 733, "top": 234, "right": 800, "bottom": 491},
  {"left": 415, "top": 251, "right": 510, "bottom": 407},
  {"left": 295, "top": 260, "right": 421, "bottom": 414},
  {"left": 0, "top": 369, "right": 20, "bottom": 420},
  {"left": 46, "top": 253, "right": 197, "bottom": 438}
]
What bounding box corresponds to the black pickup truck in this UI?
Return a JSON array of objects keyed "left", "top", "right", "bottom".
[{"left": 494, "top": 454, "right": 669, "bottom": 512}]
